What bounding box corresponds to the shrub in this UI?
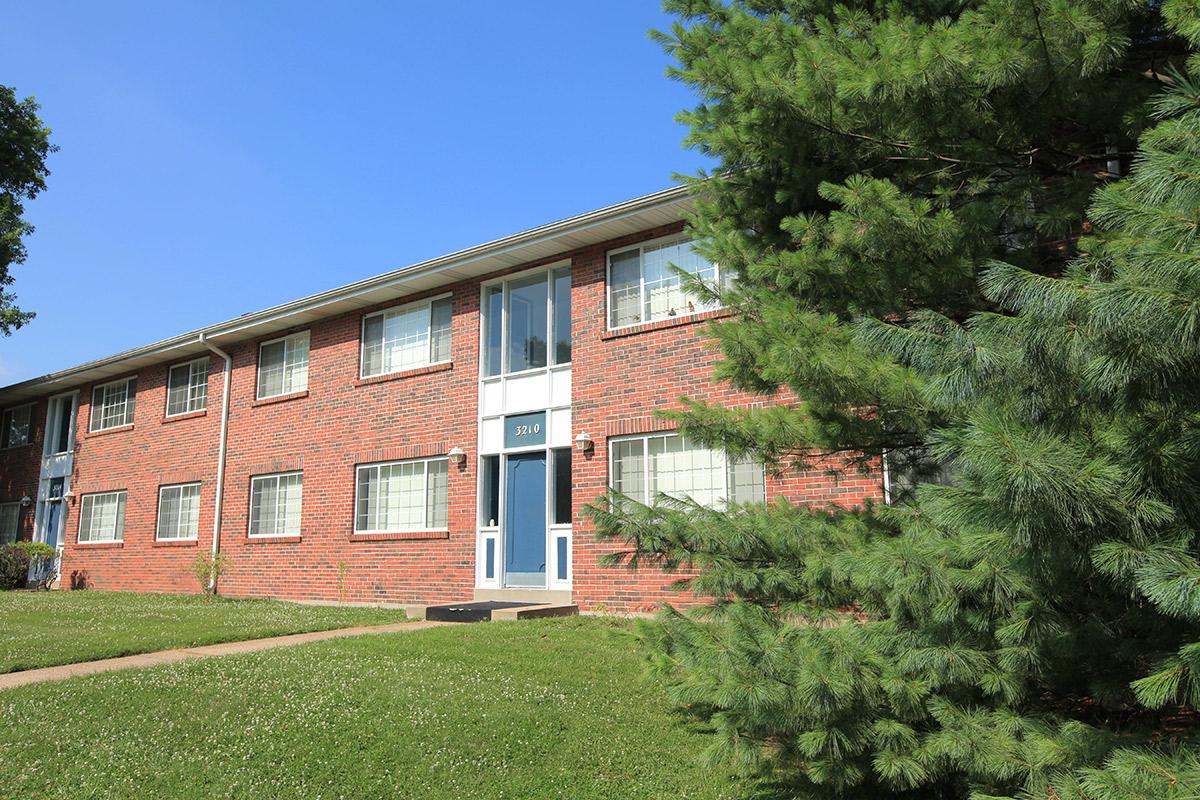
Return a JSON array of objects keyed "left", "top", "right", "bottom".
[
  {"left": 17, "top": 542, "right": 59, "bottom": 590},
  {"left": 0, "top": 544, "right": 31, "bottom": 590},
  {"left": 192, "top": 551, "right": 229, "bottom": 595}
]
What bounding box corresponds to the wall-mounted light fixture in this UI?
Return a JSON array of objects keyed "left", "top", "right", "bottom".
[
  {"left": 574, "top": 432, "right": 594, "bottom": 454},
  {"left": 447, "top": 446, "right": 467, "bottom": 466},
  {"left": 19, "top": 495, "right": 32, "bottom": 508},
  {"left": 63, "top": 490, "right": 75, "bottom": 504}
]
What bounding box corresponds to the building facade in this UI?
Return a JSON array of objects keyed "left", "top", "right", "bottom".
[{"left": 0, "top": 187, "right": 882, "bottom": 613}]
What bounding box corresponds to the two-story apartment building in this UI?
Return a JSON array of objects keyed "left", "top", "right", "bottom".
[{"left": 0, "top": 186, "right": 882, "bottom": 613}]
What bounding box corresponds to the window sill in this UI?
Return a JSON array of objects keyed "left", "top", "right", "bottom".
[
  {"left": 252, "top": 390, "right": 309, "bottom": 408},
  {"left": 83, "top": 424, "right": 134, "bottom": 439},
  {"left": 244, "top": 535, "right": 302, "bottom": 544},
  {"left": 348, "top": 530, "right": 450, "bottom": 542},
  {"left": 76, "top": 541, "right": 123, "bottom": 549},
  {"left": 601, "top": 308, "right": 730, "bottom": 340},
  {"left": 162, "top": 410, "right": 207, "bottom": 424},
  {"left": 354, "top": 361, "right": 453, "bottom": 387},
  {"left": 152, "top": 539, "right": 198, "bottom": 547}
]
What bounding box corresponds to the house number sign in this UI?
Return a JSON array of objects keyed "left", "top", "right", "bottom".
[{"left": 504, "top": 412, "right": 547, "bottom": 448}]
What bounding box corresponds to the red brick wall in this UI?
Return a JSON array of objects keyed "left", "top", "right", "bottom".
[
  {"left": 569, "top": 223, "right": 883, "bottom": 612},
  {"left": 1, "top": 221, "right": 884, "bottom": 609},
  {"left": 0, "top": 397, "right": 47, "bottom": 543},
  {"left": 65, "top": 361, "right": 222, "bottom": 593}
]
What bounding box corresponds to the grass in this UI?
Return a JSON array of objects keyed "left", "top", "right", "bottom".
[
  {"left": 0, "top": 590, "right": 408, "bottom": 673},
  {"left": 0, "top": 617, "right": 751, "bottom": 800}
]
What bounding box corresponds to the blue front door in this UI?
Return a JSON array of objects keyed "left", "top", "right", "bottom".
[
  {"left": 44, "top": 501, "right": 61, "bottom": 548},
  {"left": 505, "top": 452, "right": 546, "bottom": 587}
]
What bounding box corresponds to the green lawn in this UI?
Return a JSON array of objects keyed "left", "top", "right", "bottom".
[
  {"left": 0, "top": 590, "right": 407, "bottom": 673},
  {"left": 0, "top": 617, "right": 751, "bottom": 800}
]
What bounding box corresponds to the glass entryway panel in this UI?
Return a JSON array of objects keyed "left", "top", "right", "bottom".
[
  {"left": 507, "top": 273, "right": 549, "bottom": 373},
  {"left": 482, "top": 267, "right": 571, "bottom": 379},
  {"left": 504, "top": 452, "right": 547, "bottom": 587}
]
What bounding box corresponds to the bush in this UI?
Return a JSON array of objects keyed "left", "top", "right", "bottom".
[
  {"left": 16, "top": 542, "right": 59, "bottom": 590},
  {"left": 192, "top": 551, "right": 229, "bottom": 595},
  {"left": 0, "top": 544, "right": 31, "bottom": 590}
]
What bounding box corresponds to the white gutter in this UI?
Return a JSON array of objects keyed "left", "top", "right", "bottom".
[{"left": 199, "top": 334, "right": 233, "bottom": 593}]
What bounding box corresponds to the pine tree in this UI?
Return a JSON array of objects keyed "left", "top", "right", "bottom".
[{"left": 590, "top": 3, "right": 1200, "bottom": 798}]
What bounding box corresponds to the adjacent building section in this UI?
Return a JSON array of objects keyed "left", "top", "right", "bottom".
[{"left": 0, "top": 186, "right": 884, "bottom": 612}]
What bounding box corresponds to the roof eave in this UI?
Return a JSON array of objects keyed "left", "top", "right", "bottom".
[{"left": 0, "top": 184, "right": 693, "bottom": 405}]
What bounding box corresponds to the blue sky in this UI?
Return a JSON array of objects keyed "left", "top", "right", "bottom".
[{"left": 0, "top": 2, "right": 710, "bottom": 384}]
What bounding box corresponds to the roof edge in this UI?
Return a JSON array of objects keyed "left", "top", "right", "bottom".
[{"left": 1, "top": 183, "right": 692, "bottom": 397}]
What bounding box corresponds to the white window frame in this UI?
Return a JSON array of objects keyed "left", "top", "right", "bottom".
[
  {"left": 89, "top": 378, "right": 137, "bottom": 432},
  {"left": 479, "top": 263, "right": 572, "bottom": 379},
  {"left": 0, "top": 502, "right": 20, "bottom": 544},
  {"left": 605, "top": 235, "right": 722, "bottom": 331},
  {"left": 354, "top": 456, "right": 449, "bottom": 534},
  {"left": 256, "top": 331, "right": 310, "bottom": 400},
  {"left": 165, "top": 358, "right": 209, "bottom": 417},
  {"left": 360, "top": 293, "right": 453, "bottom": 379},
  {"left": 156, "top": 482, "right": 201, "bottom": 541},
  {"left": 1, "top": 403, "right": 34, "bottom": 448},
  {"left": 607, "top": 432, "right": 764, "bottom": 509},
  {"left": 77, "top": 490, "right": 127, "bottom": 543},
  {"left": 247, "top": 471, "right": 304, "bottom": 538}
]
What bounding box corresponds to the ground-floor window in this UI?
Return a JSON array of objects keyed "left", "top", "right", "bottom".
[
  {"left": 156, "top": 483, "right": 200, "bottom": 540},
  {"left": 355, "top": 457, "right": 448, "bottom": 533},
  {"left": 249, "top": 472, "right": 303, "bottom": 537},
  {"left": 78, "top": 491, "right": 126, "bottom": 543},
  {"left": 610, "top": 433, "right": 765, "bottom": 508},
  {"left": 0, "top": 502, "right": 19, "bottom": 544}
]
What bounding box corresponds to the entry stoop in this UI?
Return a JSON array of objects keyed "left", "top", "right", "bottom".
[{"left": 422, "top": 600, "right": 578, "bottom": 623}]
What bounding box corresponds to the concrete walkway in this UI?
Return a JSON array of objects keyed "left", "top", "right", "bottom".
[{"left": 0, "top": 619, "right": 448, "bottom": 690}]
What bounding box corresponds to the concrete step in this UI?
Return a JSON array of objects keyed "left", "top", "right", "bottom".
[{"left": 420, "top": 600, "right": 578, "bottom": 623}]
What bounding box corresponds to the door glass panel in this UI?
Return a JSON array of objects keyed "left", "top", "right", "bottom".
[
  {"left": 481, "top": 455, "right": 500, "bottom": 528},
  {"left": 552, "top": 448, "right": 571, "bottom": 524},
  {"left": 556, "top": 535, "right": 568, "bottom": 581},
  {"left": 552, "top": 267, "right": 571, "bottom": 364},
  {"left": 504, "top": 452, "right": 546, "bottom": 588},
  {"left": 506, "top": 274, "right": 548, "bottom": 373}
]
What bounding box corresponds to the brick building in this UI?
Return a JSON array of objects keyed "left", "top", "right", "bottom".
[{"left": 0, "top": 186, "right": 882, "bottom": 613}]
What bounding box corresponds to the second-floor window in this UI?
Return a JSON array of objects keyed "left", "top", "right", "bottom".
[
  {"left": 482, "top": 267, "right": 571, "bottom": 377},
  {"left": 257, "top": 332, "right": 309, "bottom": 399},
  {"left": 1, "top": 404, "right": 32, "bottom": 447},
  {"left": 166, "top": 358, "right": 208, "bottom": 416},
  {"left": 90, "top": 378, "right": 136, "bottom": 432},
  {"left": 607, "top": 238, "right": 720, "bottom": 329},
  {"left": 361, "top": 296, "right": 452, "bottom": 378},
  {"left": 78, "top": 490, "right": 126, "bottom": 543}
]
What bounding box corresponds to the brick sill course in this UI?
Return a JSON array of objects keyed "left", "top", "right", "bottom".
[
  {"left": 348, "top": 530, "right": 450, "bottom": 542},
  {"left": 83, "top": 424, "right": 134, "bottom": 439},
  {"left": 354, "top": 362, "right": 453, "bottom": 388},
  {"left": 161, "top": 410, "right": 207, "bottom": 424},
  {"left": 251, "top": 390, "right": 309, "bottom": 408},
  {"left": 600, "top": 308, "right": 730, "bottom": 340}
]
